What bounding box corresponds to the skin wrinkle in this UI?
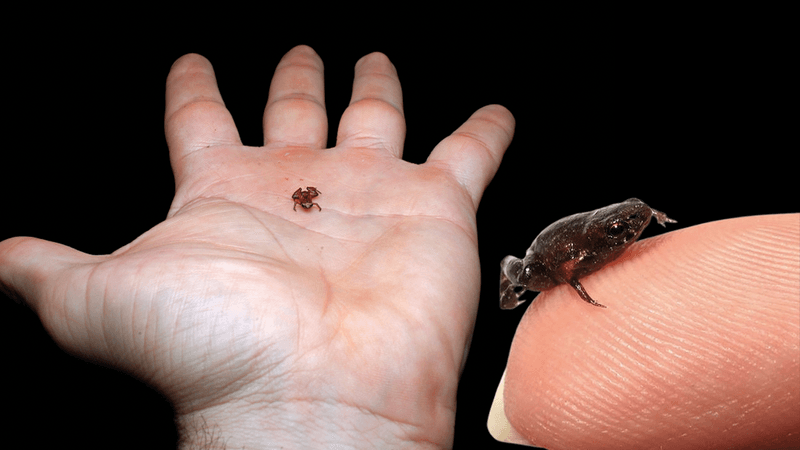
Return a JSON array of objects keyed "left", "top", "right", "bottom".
[
  {"left": 623, "top": 301, "right": 694, "bottom": 356},
  {"left": 700, "top": 253, "right": 779, "bottom": 299},
  {"left": 635, "top": 321, "right": 705, "bottom": 383},
  {"left": 728, "top": 233, "right": 791, "bottom": 264},
  {"left": 324, "top": 196, "right": 477, "bottom": 249},
  {"left": 97, "top": 267, "right": 115, "bottom": 357},
  {"left": 451, "top": 128, "right": 498, "bottom": 164},
  {"left": 735, "top": 222, "right": 796, "bottom": 250},
  {"left": 349, "top": 94, "right": 403, "bottom": 116},
  {"left": 166, "top": 106, "right": 239, "bottom": 162},
  {"left": 564, "top": 294, "right": 768, "bottom": 444},
  {"left": 272, "top": 55, "right": 323, "bottom": 75},
  {"left": 345, "top": 135, "right": 401, "bottom": 156},
  {"left": 165, "top": 97, "right": 227, "bottom": 132},
  {"left": 323, "top": 221, "right": 405, "bottom": 287},
  {"left": 582, "top": 369, "right": 631, "bottom": 429},
  {"left": 694, "top": 225, "right": 797, "bottom": 301},
  {"left": 186, "top": 167, "right": 252, "bottom": 200},
  {"left": 656, "top": 315, "right": 717, "bottom": 363},
  {"left": 237, "top": 204, "right": 295, "bottom": 262},
  {"left": 601, "top": 356, "right": 667, "bottom": 431},
  {"left": 667, "top": 325, "right": 728, "bottom": 390},
  {"left": 604, "top": 332, "right": 673, "bottom": 404},
  {"left": 338, "top": 120, "right": 405, "bottom": 156},
  {"left": 267, "top": 93, "right": 326, "bottom": 112},
  {"left": 436, "top": 132, "right": 496, "bottom": 198},
  {"left": 309, "top": 316, "right": 440, "bottom": 437},
  {"left": 164, "top": 201, "right": 299, "bottom": 262},
  {"left": 77, "top": 264, "right": 111, "bottom": 352}
]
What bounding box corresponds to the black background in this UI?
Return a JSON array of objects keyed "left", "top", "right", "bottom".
[{"left": 2, "top": 13, "right": 794, "bottom": 450}]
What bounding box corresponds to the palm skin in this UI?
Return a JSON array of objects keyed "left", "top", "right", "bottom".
[{"left": 0, "top": 47, "right": 514, "bottom": 448}]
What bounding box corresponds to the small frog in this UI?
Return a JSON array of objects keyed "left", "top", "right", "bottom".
[
  {"left": 292, "top": 187, "right": 322, "bottom": 212},
  {"left": 500, "top": 198, "right": 676, "bottom": 310}
]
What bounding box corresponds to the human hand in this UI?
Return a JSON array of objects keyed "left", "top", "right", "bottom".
[
  {"left": 488, "top": 214, "right": 799, "bottom": 450},
  {"left": 0, "top": 46, "right": 514, "bottom": 449}
]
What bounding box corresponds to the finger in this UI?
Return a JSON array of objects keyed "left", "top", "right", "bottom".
[
  {"left": 426, "top": 105, "right": 515, "bottom": 209},
  {"left": 502, "top": 214, "right": 800, "bottom": 450},
  {"left": 165, "top": 53, "right": 241, "bottom": 180},
  {"left": 0, "top": 236, "right": 92, "bottom": 317},
  {"left": 263, "top": 45, "right": 327, "bottom": 149},
  {"left": 336, "top": 52, "right": 405, "bottom": 157}
]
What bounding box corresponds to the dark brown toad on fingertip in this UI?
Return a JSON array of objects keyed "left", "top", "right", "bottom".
[{"left": 499, "top": 198, "right": 676, "bottom": 310}]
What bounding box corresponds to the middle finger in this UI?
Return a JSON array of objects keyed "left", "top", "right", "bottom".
[
  {"left": 263, "top": 45, "right": 328, "bottom": 149},
  {"left": 336, "top": 52, "right": 406, "bottom": 158}
]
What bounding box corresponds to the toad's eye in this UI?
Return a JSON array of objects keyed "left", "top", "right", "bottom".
[{"left": 608, "top": 221, "right": 628, "bottom": 237}]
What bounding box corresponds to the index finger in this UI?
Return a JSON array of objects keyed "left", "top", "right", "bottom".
[
  {"left": 426, "top": 105, "right": 515, "bottom": 209},
  {"left": 263, "top": 45, "right": 327, "bottom": 149},
  {"left": 502, "top": 214, "right": 800, "bottom": 449}
]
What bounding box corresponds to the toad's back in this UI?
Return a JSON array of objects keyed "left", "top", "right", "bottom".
[{"left": 499, "top": 198, "right": 676, "bottom": 309}]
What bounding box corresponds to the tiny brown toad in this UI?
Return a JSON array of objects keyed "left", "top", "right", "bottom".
[
  {"left": 292, "top": 187, "right": 321, "bottom": 212},
  {"left": 499, "top": 198, "right": 676, "bottom": 309}
]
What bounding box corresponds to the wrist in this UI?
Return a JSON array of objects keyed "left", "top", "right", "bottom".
[{"left": 175, "top": 397, "right": 452, "bottom": 449}]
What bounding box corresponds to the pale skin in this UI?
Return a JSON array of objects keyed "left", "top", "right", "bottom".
[
  {"left": 491, "top": 214, "right": 800, "bottom": 450},
  {"left": 0, "top": 46, "right": 797, "bottom": 450},
  {"left": 0, "top": 46, "right": 514, "bottom": 449}
]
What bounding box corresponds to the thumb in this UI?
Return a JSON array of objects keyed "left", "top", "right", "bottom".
[
  {"left": 0, "top": 236, "right": 95, "bottom": 328},
  {"left": 500, "top": 214, "right": 799, "bottom": 450}
]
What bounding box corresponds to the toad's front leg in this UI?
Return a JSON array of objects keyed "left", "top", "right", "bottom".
[{"left": 568, "top": 278, "right": 607, "bottom": 308}]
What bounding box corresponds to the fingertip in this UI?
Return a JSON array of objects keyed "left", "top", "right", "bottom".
[
  {"left": 503, "top": 214, "right": 800, "bottom": 449},
  {"left": 170, "top": 53, "right": 212, "bottom": 73},
  {"left": 285, "top": 44, "right": 320, "bottom": 59},
  {"left": 476, "top": 104, "right": 516, "bottom": 132},
  {"left": 277, "top": 44, "right": 323, "bottom": 70},
  {"left": 355, "top": 51, "right": 395, "bottom": 72},
  {"left": 167, "top": 54, "right": 216, "bottom": 94},
  {"left": 165, "top": 52, "right": 224, "bottom": 122},
  {"left": 0, "top": 236, "right": 29, "bottom": 303},
  {"left": 470, "top": 104, "right": 516, "bottom": 159}
]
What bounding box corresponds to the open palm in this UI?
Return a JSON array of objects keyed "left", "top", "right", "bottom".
[{"left": 0, "top": 46, "right": 514, "bottom": 448}]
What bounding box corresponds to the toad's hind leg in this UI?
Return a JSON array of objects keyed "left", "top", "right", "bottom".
[
  {"left": 500, "top": 256, "right": 526, "bottom": 310},
  {"left": 569, "top": 279, "right": 607, "bottom": 308}
]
